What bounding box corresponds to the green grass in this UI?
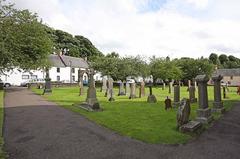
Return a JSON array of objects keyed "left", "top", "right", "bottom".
[
  {"left": 0, "top": 90, "right": 6, "bottom": 159},
  {"left": 32, "top": 86, "right": 239, "bottom": 144}
]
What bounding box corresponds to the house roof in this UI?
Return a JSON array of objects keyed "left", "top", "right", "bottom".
[
  {"left": 213, "top": 68, "right": 240, "bottom": 76},
  {"left": 48, "top": 54, "right": 89, "bottom": 68}
]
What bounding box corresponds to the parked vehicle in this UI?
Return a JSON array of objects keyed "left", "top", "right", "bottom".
[
  {"left": 126, "top": 79, "right": 135, "bottom": 83},
  {"left": 0, "top": 79, "right": 11, "bottom": 87}
]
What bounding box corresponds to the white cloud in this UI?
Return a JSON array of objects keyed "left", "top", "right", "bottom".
[{"left": 10, "top": 0, "right": 240, "bottom": 58}]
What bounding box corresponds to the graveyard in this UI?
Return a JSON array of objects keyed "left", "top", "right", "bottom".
[{"left": 32, "top": 85, "right": 239, "bottom": 144}]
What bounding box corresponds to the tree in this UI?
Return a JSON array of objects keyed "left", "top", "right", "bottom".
[
  {"left": 209, "top": 53, "right": 219, "bottom": 65},
  {"left": 0, "top": 1, "right": 52, "bottom": 72},
  {"left": 219, "top": 54, "right": 228, "bottom": 65}
]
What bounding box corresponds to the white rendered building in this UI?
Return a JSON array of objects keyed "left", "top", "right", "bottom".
[{"left": 0, "top": 54, "right": 102, "bottom": 86}]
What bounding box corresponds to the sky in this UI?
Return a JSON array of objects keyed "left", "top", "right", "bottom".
[{"left": 10, "top": 0, "right": 240, "bottom": 58}]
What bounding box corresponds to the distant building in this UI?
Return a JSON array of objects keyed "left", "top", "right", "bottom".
[
  {"left": 0, "top": 54, "right": 102, "bottom": 86},
  {"left": 213, "top": 68, "right": 240, "bottom": 86}
]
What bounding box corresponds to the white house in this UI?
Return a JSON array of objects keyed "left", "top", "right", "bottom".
[{"left": 0, "top": 54, "right": 102, "bottom": 86}]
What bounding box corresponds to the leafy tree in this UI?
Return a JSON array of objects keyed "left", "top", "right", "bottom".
[
  {"left": 0, "top": 0, "right": 53, "bottom": 72},
  {"left": 209, "top": 53, "right": 219, "bottom": 65},
  {"left": 219, "top": 54, "right": 228, "bottom": 65}
]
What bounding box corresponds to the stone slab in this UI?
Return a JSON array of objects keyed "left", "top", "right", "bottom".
[{"left": 179, "top": 121, "right": 202, "bottom": 133}]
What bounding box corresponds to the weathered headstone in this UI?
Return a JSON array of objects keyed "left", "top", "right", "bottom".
[
  {"left": 118, "top": 80, "right": 125, "bottom": 96},
  {"left": 165, "top": 96, "right": 172, "bottom": 110},
  {"left": 101, "top": 78, "right": 107, "bottom": 93},
  {"left": 107, "top": 78, "right": 115, "bottom": 101},
  {"left": 237, "top": 86, "right": 240, "bottom": 95},
  {"left": 139, "top": 81, "right": 145, "bottom": 98},
  {"left": 223, "top": 86, "right": 227, "bottom": 99},
  {"left": 177, "top": 98, "right": 201, "bottom": 132},
  {"left": 189, "top": 86, "right": 197, "bottom": 103},
  {"left": 125, "top": 82, "right": 130, "bottom": 95},
  {"left": 43, "top": 68, "right": 52, "bottom": 94},
  {"left": 168, "top": 81, "right": 173, "bottom": 94},
  {"left": 187, "top": 80, "right": 191, "bottom": 91},
  {"left": 195, "top": 75, "right": 213, "bottom": 124},
  {"left": 147, "top": 82, "right": 157, "bottom": 103},
  {"left": 162, "top": 82, "right": 165, "bottom": 90},
  {"left": 78, "top": 69, "right": 85, "bottom": 96},
  {"left": 212, "top": 75, "right": 225, "bottom": 113},
  {"left": 173, "top": 85, "right": 180, "bottom": 107},
  {"left": 177, "top": 98, "right": 191, "bottom": 128},
  {"left": 129, "top": 83, "right": 136, "bottom": 99},
  {"left": 76, "top": 69, "right": 100, "bottom": 111}
]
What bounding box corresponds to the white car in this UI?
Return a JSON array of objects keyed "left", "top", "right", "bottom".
[
  {"left": 0, "top": 79, "right": 11, "bottom": 87},
  {"left": 126, "top": 79, "right": 135, "bottom": 83}
]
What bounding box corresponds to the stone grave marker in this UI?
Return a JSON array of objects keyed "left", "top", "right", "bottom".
[
  {"left": 173, "top": 85, "right": 180, "bottom": 107},
  {"left": 189, "top": 86, "right": 197, "bottom": 103},
  {"left": 223, "top": 86, "right": 227, "bottom": 99},
  {"left": 101, "top": 77, "right": 107, "bottom": 93},
  {"left": 107, "top": 78, "right": 115, "bottom": 101},
  {"left": 43, "top": 68, "right": 52, "bottom": 94},
  {"left": 76, "top": 69, "right": 101, "bottom": 111},
  {"left": 177, "top": 98, "right": 191, "bottom": 128},
  {"left": 168, "top": 81, "right": 173, "bottom": 94},
  {"left": 162, "top": 82, "right": 165, "bottom": 90},
  {"left": 139, "top": 81, "right": 145, "bottom": 98},
  {"left": 78, "top": 69, "right": 85, "bottom": 96},
  {"left": 147, "top": 82, "right": 157, "bottom": 103},
  {"left": 165, "top": 96, "right": 172, "bottom": 110},
  {"left": 118, "top": 80, "right": 125, "bottom": 96},
  {"left": 237, "top": 86, "right": 240, "bottom": 95},
  {"left": 129, "top": 83, "right": 136, "bottom": 99},
  {"left": 125, "top": 82, "right": 130, "bottom": 95},
  {"left": 212, "top": 75, "right": 225, "bottom": 113},
  {"left": 195, "top": 75, "right": 213, "bottom": 123}
]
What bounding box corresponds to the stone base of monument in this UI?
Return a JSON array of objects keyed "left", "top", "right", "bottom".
[
  {"left": 212, "top": 102, "right": 225, "bottom": 113},
  {"left": 196, "top": 108, "right": 213, "bottom": 124},
  {"left": 147, "top": 95, "right": 157, "bottom": 103},
  {"left": 179, "top": 121, "right": 202, "bottom": 133},
  {"left": 74, "top": 99, "right": 101, "bottom": 112},
  {"left": 190, "top": 98, "right": 197, "bottom": 103},
  {"left": 43, "top": 89, "right": 52, "bottom": 95}
]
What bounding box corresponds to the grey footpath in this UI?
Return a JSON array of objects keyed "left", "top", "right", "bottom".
[{"left": 3, "top": 87, "right": 240, "bottom": 159}]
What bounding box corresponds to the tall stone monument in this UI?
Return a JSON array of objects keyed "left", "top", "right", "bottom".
[
  {"left": 147, "top": 82, "right": 157, "bottom": 103},
  {"left": 76, "top": 69, "right": 100, "bottom": 111},
  {"left": 129, "top": 83, "right": 136, "bottom": 99},
  {"left": 169, "top": 80, "right": 173, "bottom": 94},
  {"left": 0, "top": 81, "right": 3, "bottom": 90},
  {"left": 162, "top": 82, "right": 165, "bottom": 90},
  {"left": 189, "top": 86, "right": 197, "bottom": 103},
  {"left": 125, "top": 82, "right": 130, "bottom": 95},
  {"left": 43, "top": 68, "right": 52, "bottom": 94},
  {"left": 212, "top": 75, "right": 225, "bottom": 113},
  {"left": 107, "top": 78, "right": 115, "bottom": 101},
  {"left": 101, "top": 78, "right": 107, "bottom": 93},
  {"left": 173, "top": 85, "right": 180, "bottom": 107},
  {"left": 139, "top": 81, "right": 145, "bottom": 98},
  {"left": 118, "top": 80, "right": 125, "bottom": 96},
  {"left": 195, "top": 75, "right": 213, "bottom": 123}
]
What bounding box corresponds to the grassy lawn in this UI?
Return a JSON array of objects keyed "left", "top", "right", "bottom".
[
  {"left": 0, "top": 90, "right": 5, "bottom": 159},
  {"left": 32, "top": 86, "right": 239, "bottom": 144}
]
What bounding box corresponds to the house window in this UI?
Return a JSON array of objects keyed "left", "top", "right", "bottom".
[
  {"left": 57, "top": 76, "right": 60, "bottom": 81},
  {"left": 31, "top": 75, "right": 37, "bottom": 79},
  {"left": 22, "top": 75, "right": 29, "bottom": 79},
  {"left": 57, "top": 67, "right": 60, "bottom": 73},
  {"left": 72, "top": 76, "right": 75, "bottom": 81},
  {"left": 71, "top": 68, "right": 75, "bottom": 73},
  {"left": 230, "top": 76, "right": 233, "bottom": 80}
]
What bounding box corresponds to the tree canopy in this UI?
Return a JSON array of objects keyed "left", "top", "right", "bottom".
[{"left": 0, "top": 0, "right": 52, "bottom": 71}]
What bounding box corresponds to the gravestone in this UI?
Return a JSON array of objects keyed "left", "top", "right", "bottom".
[
  {"left": 78, "top": 69, "right": 85, "bottom": 96},
  {"left": 177, "top": 98, "right": 202, "bottom": 132},
  {"left": 173, "top": 85, "right": 180, "bottom": 107},
  {"left": 107, "top": 78, "right": 115, "bottom": 101},
  {"left": 43, "top": 68, "right": 52, "bottom": 94},
  {"left": 139, "top": 81, "right": 145, "bottom": 98},
  {"left": 125, "top": 82, "right": 130, "bottom": 95},
  {"left": 76, "top": 69, "right": 100, "bottom": 111},
  {"left": 147, "top": 82, "right": 157, "bottom": 103},
  {"left": 187, "top": 80, "right": 191, "bottom": 91},
  {"left": 162, "top": 83, "right": 165, "bottom": 90},
  {"left": 212, "top": 75, "right": 225, "bottom": 113},
  {"left": 195, "top": 75, "right": 213, "bottom": 124},
  {"left": 177, "top": 98, "right": 191, "bottom": 128},
  {"left": 129, "top": 83, "right": 137, "bottom": 99},
  {"left": 168, "top": 81, "right": 173, "bottom": 94},
  {"left": 118, "top": 80, "right": 125, "bottom": 96},
  {"left": 223, "top": 86, "right": 227, "bottom": 99},
  {"left": 189, "top": 86, "right": 197, "bottom": 103},
  {"left": 101, "top": 78, "right": 107, "bottom": 93},
  {"left": 165, "top": 96, "right": 172, "bottom": 110}
]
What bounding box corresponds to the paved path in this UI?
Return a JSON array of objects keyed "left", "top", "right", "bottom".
[{"left": 3, "top": 87, "right": 240, "bottom": 159}]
